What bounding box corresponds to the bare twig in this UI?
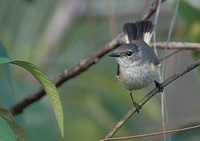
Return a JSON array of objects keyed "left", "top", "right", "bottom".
[
  {"left": 102, "top": 59, "right": 200, "bottom": 139},
  {"left": 141, "top": 0, "right": 166, "bottom": 20},
  {"left": 10, "top": 34, "right": 125, "bottom": 115},
  {"left": 152, "top": 42, "right": 200, "bottom": 50},
  {"left": 101, "top": 124, "right": 200, "bottom": 141},
  {"left": 153, "top": 41, "right": 200, "bottom": 62}
]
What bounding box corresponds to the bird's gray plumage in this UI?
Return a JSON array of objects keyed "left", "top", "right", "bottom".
[
  {"left": 135, "top": 40, "right": 160, "bottom": 65},
  {"left": 111, "top": 20, "right": 160, "bottom": 86},
  {"left": 109, "top": 20, "right": 162, "bottom": 112},
  {"left": 115, "top": 20, "right": 158, "bottom": 76}
]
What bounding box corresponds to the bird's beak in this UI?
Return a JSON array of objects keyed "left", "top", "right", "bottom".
[{"left": 108, "top": 52, "right": 120, "bottom": 57}]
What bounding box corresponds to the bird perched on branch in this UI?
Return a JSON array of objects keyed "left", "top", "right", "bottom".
[{"left": 109, "top": 20, "right": 163, "bottom": 113}]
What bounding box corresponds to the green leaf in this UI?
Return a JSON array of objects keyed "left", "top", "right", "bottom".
[
  {"left": 178, "top": 1, "right": 200, "bottom": 24},
  {"left": 0, "top": 43, "right": 15, "bottom": 107},
  {"left": 0, "top": 57, "right": 64, "bottom": 137},
  {"left": 0, "top": 108, "right": 28, "bottom": 141}
]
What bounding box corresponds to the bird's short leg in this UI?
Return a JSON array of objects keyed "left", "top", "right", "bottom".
[
  {"left": 154, "top": 81, "right": 164, "bottom": 92},
  {"left": 129, "top": 92, "right": 141, "bottom": 113}
]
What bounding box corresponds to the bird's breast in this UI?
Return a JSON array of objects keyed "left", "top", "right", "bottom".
[{"left": 118, "top": 63, "right": 159, "bottom": 91}]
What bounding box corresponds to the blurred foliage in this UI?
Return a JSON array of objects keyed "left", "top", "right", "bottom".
[
  {"left": 0, "top": 55, "right": 64, "bottom": 137},
  {"left": 178, "top": 0, "right": 200, "bottom": 23},
  {"left": 178, "top": 1, "right": 200, "bottom": 62},
  {"left": 0, "top": 0, "right": 200, "bottom": 141},
  {"left": 0, "top": 43, "right": 15, "bottom": 107},
  {"left": 0, "top": 108, "right": 28, "bottom": 141}
]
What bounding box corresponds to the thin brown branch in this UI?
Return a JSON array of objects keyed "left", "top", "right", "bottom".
[
  {"left": 154, "top": 42, "right": 200, "bottom": 62},
  {"left": 141, "top": 0, "right": 166, "bottom": 20},
  {"left": 10, "top": 34, "right": 125, "bottom": 115},
  {"left": 101, "top": 124, "right": 200, "bottom": 141},
  {"left": 10, "top": 0, "right": 168, "bottom": 115},
  {"left": 102, "top": 59, "right": 200, "bottom": 139},
  {"left": 152, "top": 42, "right": 200, "bottom": 50}
]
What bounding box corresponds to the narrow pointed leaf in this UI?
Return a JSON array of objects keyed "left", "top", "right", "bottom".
[{"left": 0, "top": 57, "right": 64, "bottom": 137}]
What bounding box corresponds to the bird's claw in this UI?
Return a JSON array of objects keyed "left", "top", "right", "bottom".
[
  {"left": 154, "top": 81, "right": 164, "bottom": 92},
  {"left": 133, "top": 102, "right": 142, "bottom": 113}
]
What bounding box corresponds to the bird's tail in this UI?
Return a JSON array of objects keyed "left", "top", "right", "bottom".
[{"left": 123, "top": 20, "right": 153, "bottom": 45}]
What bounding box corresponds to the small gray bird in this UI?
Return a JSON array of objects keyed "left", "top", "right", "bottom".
[{"left": 109, "top": 20, "right": 163, "bottom": 113}]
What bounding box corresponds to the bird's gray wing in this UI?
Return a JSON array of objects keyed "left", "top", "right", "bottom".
[{"left": 136, "top": 40, "right": 160, "bottom": 65}]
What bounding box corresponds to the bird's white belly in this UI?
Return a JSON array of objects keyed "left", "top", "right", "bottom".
[{"left": 119, "top": 64, "right": 159, "bottom": 91}]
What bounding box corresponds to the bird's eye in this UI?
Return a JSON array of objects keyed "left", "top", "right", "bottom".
[{"left": 126, "top": 51, "right": 132, "bottom": 56}]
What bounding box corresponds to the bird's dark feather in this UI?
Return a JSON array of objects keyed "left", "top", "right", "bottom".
[{"left": 123, "top": 21, "right": 153, "bottom": 43}]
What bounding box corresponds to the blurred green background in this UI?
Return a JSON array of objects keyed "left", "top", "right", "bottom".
[{"left": 0, "top": 0, "right": 200, "bottom": 141}]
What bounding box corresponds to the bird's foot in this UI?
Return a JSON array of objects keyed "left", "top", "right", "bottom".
[
  {"left": 132, "top": 102, "right": 142, "bottom": 113},
  {"left": 129, "top": 92, "right": 142, "bottom": 113},
  {"left": 154, "top": 81, "right": 164, "bottom": 92}
]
